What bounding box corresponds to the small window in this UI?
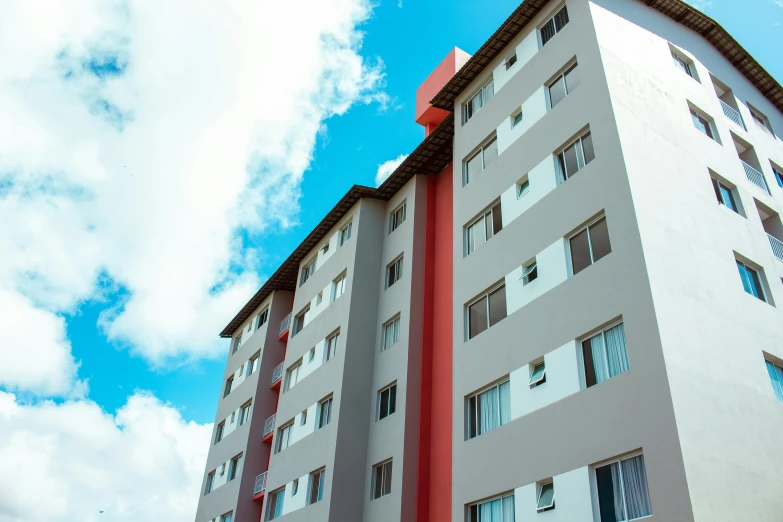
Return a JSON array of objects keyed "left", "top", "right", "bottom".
[
  {"left": 215, "top": 421, "right": 225, "bottom": 444},
  {"left": 378, "top": 383, "right": 397, "bottom": 420},
  {"left": 548, "top": 61, "right": 580, "bottom": 109},
  {"left": 382, "top": 315, "right": 401, "bottom": 350},
  {"left": 331, "top": 273, "right": 347, "bottom": 301},
  {"left": 325, "top": 330, "right": 340, "bottom": 361},
  {"left": 390, "top": 202, "right": 407, "bottom": 233},
  {"left": 316, "top": 291, "right": 323, "bottom": 305},
  {"left": 316, "top": 396, "right": 333, "bottom": 429},
  {"left": 748, "top": 104, "right": 774, "bottom": 135},
  {"left": 276, "top": 422, "right": 293, "bottom": 453},
  {"left": 711, "top": 177, "right": 738, "bottom": 213},
  {"left": 301, "top": 410, "right": 308, "bottom": 426},
  {"left": 467, "top": 379, "right": 511, "bottom": 439},
  {"left": 467, "top": 493, "right": 515, "bottom": 522},
  {"left": 220, "top": 463, "right": 226, "bottom": 476},
  {"left": 256, "top": 308, "right": 269, "bottom": 330},
  {"left": 268, "top": 487, "right": 285, "bottom": 520},
  {"left": 223, "top": 376, "right": 234, "bottom": 397},
  {"left": 238, "top": 364, "right": 244, "bottom": 377},
  {"left": 292, "top": 478, "right": 299, "bottom": 496},
  {"left": 463, "top": 135, "right": 498, "bottom": 185},
  {"left": 556, "top": 130, "right": 595, "bottom": 182},
  {"left": 765, "top": 359, "right": 783, "bottom": 403},
  {"left": 771, "top": 163, "right": 783, "bottom": 188},
  {"left": 232, "top": 334, "right": 242, "bottom": 354},
  {"left": 230, "top": 411, "right": 235, "bottom": 424},
  {"left": 582, "top": 321, "right": 629, "bottom": 387},
  {"left": 309, "top": 347, "right": 315, "bottom": 362},
  {"left": 540, "top": 6, "right": 569, "bottom": 46},
  {"left": 690, "top": 108, "right": 716, "bottom": 140},
  {"left": 521, "top": 259, "right": 537, "bottom": 286},
  {"left": 220, "top": 512, "right": 233, "bottom": 522},
  {"left": 338, "top": 221, "right": 353, "bottom": 246},
  {"left": 462, "top": 79, "right": 495, "bottom": 124},
  {"left": 536, "top": 481, "right": 555, "bottom": 512},
  {"left": 239, "top": 401, "right": 252, "bottom": 426},
  {"left": 293, "top": 305, "right": 310, "bottom": 335},
  {"left": 227, "top": 453, "right": 242, "bottom": 481},
  {"left": 595, "top": 454, "right": 652, "bottom": 520},
  {"left": 517, "top": 177, "right": 530, "bottom": 198},
  {"left": 372, "top": 460, "right": 393, "bottom": 500},
  {"left": 308, "top": 468, "right": 326, "bottom": 505},
  {"left": 284, "top": 360, "right": 302, "bottom": 391},
  {"left": 205, "top": 472, "right": 216, "bottom": 495},
  {"left": 569, "top": 215, "right": 611, "bottom": 276},
  {"left": 321, "top": 243, "right": 330, "bottom": 254},
  {"left": 511, "top": 108, "right": 523, "bottom": 128},
  {"left": 529, "top": 361, "right": 546, "bottom": 387},
  {"left": 671, "top": 50, "right": 695, "bottom": 79},
  {"left": 736, "top": 259, "right": 766, "bottom": 302},
  {"left": 505, "top": 53, "right": 518, "bottom": 70},
  {"left": 465, "top": 201, "right": 502, "bottom": 256},
  {"left": 467, "top": 284, "right": 506, "bottom": 339},
  {"left": 248, "top": 353, "right": 260, "bottom": 376},
  {"left": 300, "top": 258, "right": 316, "bottom": 287},
  {"left": 386, "top": 256, "right": 403, "bottom": 288}
]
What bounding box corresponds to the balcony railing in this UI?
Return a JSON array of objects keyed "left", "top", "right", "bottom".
[
  {"left": 720, "top": 100, "right": 746, "bottom": 130},
  {"left": 254, "top": 472, "right": 267, "bottom": 495},
  {"left": 279, "top": 313, "right": 292, "bottom": 336},
  {"left": 741, "top": 160, "right": 770, "bottom": 194},
  {"left": 263, "top": 413, "right": 276, "bottom": 437},
  {"left": 271, "top": 362, "right": 284, "bottom": 384},
  {"left": 768, "top": 233, "right": 783, "bottom": 262}
]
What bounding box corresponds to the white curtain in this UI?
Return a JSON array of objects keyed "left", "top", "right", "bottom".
[
  {"left": 590, "top": 333, "right": 610, "bottom": 383},
  {"left": 479, "top": 386, "right": 499, "bottom": 434},
  {"left": 605, "top": 323, "right": 630, "bottom": 378},
  {"left": 498, "top": 381, "right": 511, "bottom": 426},
  {"left": 610, "top": 462, "right": 626, "bottom": 521},
  {"left": 502, "top": 495, "right": 515, "bottom": 522},
  {"left": 621, "top": 455, "right": 652, "bottom": 519}
]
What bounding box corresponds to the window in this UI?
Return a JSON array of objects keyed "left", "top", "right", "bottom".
[
  {"left": 223, "top": 376, "right": 234, "bottom": 397},
  {"left": 463, "top": 79, "right": 494, "bottom": 124},
  {"left": 267, "top": 487, "right": 285, "bottom": 520},
  {"left": 308, "top": 468, "right": 325, "bottom": 505},
  {"left": 230, "top": 411, "right": 235, "bottom": 424},
  {"left": 205, "top": 472, "right": 215, "bottom": 495},
  {"left": 736, "top": 260, "right": 766, "bottom": 302},
  {"left": 517, "top": 177, "right": 530, "bottom": 198},
  {"left": 256, "top": 308, "right": 269, "bottom": 330},
  {"left": 465, "top": 201, "right": 502, "bottom": 256},
  {"left": 232, "top": 334, "right": 242, "bottom": 354},
  {"left": 372, "top": 460, "right": 393, "bottom": 500},
  {"left": 390, "top": 202, "right": 406, "bottom": 233},
  {"left": 247, "top": 353, "right": 259, "bottom": 376},
  {"left": 239, "top": 401, "right": 252, "bottom": 426},
  {"left": 467, "top": 284, "right": 506, "bottom": 339},
  {"left": 386, "top": 256, "right": 403, "bottom": 288},
  {"left": 748, "top": 104, "right": 774, "bottom": 134},
  {"left": 291, "top": 478, "right": 299, "bottom": 496},
  {"left": 321, "top": 243, "right": 330, "bottom": 254},
  {"left": 238, "top": 364, "right": 244, "bottom": 377},
  {"left": 548, "top": 62, "right": 580, "bottom": 108},
  {"left": 325, "top": 330, "right": 339, "bottom": 361},
  {"left": 378, "top": 383, "right": 397, "bottom": 420},
  {"left": 463, "top": 135, "right": 498, "bottom": 185},
  {"left": 293, "top": 305, "right": 310, "bottom": 335},
  {"left": 521, "top": 259, "right": 537, "bottom": 286},
  {"left": 331, "top": 273, "right": 346, "bottom": 301},
  {"left": 316, "top": 396, "right": 332, "bottom": 429},
  {"left": 529, "top": 361, "right": 546, "bottom": 387},
  {"left": 220, "top": 512, "right": 232, "bottom": 522},
  {"left": 569, "top": 215, "right": 611, "bottom": 275},
  {"left": 766, "top": 359, "right": 783, "bottom": 403},
  {"left": 467, "top": 379, "right": 511, "bottom": 439},
  {"left": 381, "top": 315, "right": 401, "bottom": 350},
  {"left": 338, "top": 221, "right": 353, "bottom": 246},
  {"left": 595, "top": 454, "right": 652, "bottom": 521},
  {"left": 220, "top": 463, "right": 226, "bottom": 476},
  {"left": 557, "top": 130, "right": 594, "bottom": 182},
  {"left": 771, "top": 163, "right": 783, "bottom": 188},
  {"left": 284, "top": 361, "right": 301, "bottom": 391},
  {"left": 215, "top": 421, "right": 225, "bottom": 444},
  {"left": 505, "top": 53, "right": 517, "bottom": 70},
  {"left": 300, "top": 258, "right": 316, "bottom": 286},
  {"left": 300, "top": 410, "right": 308, "bottom": 426},
  {"left": 308, "top": 347, "right": 315, "bottom": 363},
  {"left": 671, "top": 51, "right": 694, "bottom": 79},
  {"left": 228, "top": 453, "right": 242, "bottom": 482},
  {"left": 690, "top": 109, "right": 715, "bottom": 140},
  {"left": 511, "top": 108, "right": 523, "bottom": 128},
  {"left": 537, "top": 482, "right": 555, "bottom": 512},
  {"left": 467, "top": 493, "right": 515, "bottom": 522},
  {"left": 711, "top": 177, "right": 738, "bottom": 213},
  {"left": 582, "top": 322, "right": 629, "bottom": 388},
  {"left": 316, "top": 291, "right": 323, "bottom": 305},
  {"left": 540, "top": 6, "right": 569, "bottom": 46},
  {"left": 276, "top": 422, "right": 293, "bottom": 453}
]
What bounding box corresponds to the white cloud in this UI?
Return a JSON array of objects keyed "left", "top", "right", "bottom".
[
  {"left": 0, "top": 0, "right": 386, "bottom": 372},
  {"left": 686, "top": 0, "right": 712, "bottom": 10},
  {"left": 0, "top": 391, "right": 211, "bottom": 522},
  {"left": 375, "top": 154, "right": 408, "bottom": 186}
]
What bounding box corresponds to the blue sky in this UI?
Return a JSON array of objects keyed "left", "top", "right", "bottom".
[{"left": 0, "top": 0, "right": 781, "bottom": 520}]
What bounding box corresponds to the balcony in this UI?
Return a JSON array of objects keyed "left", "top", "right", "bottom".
[
  {"left": 279, "top": 313, "right": 291, "bottom": 341},
  {"left": 741, "top": 160, "right": 770, "bottom": 194},
  {"left": 720, "top": 99, "right": 746, "bottom": 130},
  {"left": 262, "top": 413, "right": 276, "bottom": 443},
  {"left": 768, "top": 234, "right": 783, "bottom": 262},
  {"left": 271, "top": 362, "right": 283, "bottom": 390},
  {"left": 252, "top": 471, "right": 267, "bottom": 501}
]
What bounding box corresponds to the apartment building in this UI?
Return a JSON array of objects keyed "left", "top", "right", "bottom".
[{"left": 195, "top": 0, "right": 783, "bottom": 521}]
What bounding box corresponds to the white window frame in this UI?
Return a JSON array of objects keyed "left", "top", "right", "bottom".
[
  {"left": 205, "top": 472, "right": 216, "bottom": 495},
  {"left": 670, "top": 48, "right": 697, "bottom": 81},
  {"left": 316, "top": 396, "right": 333, "bottom": 430},
  {"left": 300, "top": 258, "right": 316, "bottom": 287},
  {"left": 325, "top": 330, "right": 339, "bottom": 361},
  {"left": 267, "top": 487, "right": 285, "bottom": 521},
  {"left": 232, "top": 333, "right": 242, "bottom": 354},
  {"left": 338, "top": 221, "right": 353, "bottom": 247},
  {"left": 539, "top": 4, "right": 569, "bottom": 47},
  {"left": 466, "top": 378, "right": 510, "bottom": 440},
  {"left": 284, "top": 360, "right": 302, "bottom": 392},
  {"left": 331, "top": 272, "right": 347, "bottom": 302},
  {"left": 689, "top": 107, "right": 717, "bottom": 141},
  {"left": 520, "top": 258, "right": 537, "bottom": 286},
  {"left": 276, "top": 421, "right": 293, "bottom": 453},
  {"left": 215, "top": 421, "right": 225, "bottom": 444},
  {"left": 517, "top": 176, "right": 530, "bottom": 198},
  {"left": 510, "top": 107, "right": 523, "bottom": 128},
  {"left": 566, "top": 214, "right": 610, "bottom": 276},
  {"left": 256, "top": 308, "right": 269, "bottom": 330},
  {"left": 389, "top": 202, "right": 407, "bottom": 233},
  {"left": 465, "top": 282, "right": 506, "bottom": 340},
  {"left": 293, "top": 305, "right": 310, "bottom": 335},
  {"left": 736, "top": 259, "right": 768, "bottom": 302},
  {"left": 381, "top": 315, "right": 401, "bottom": 351},
  {"left": 227, "top": 453, "right": 242, "bottom": 481},
  {"left": 239, "top": 400, "right": 252, "bottom": 426},
  {"left": 386, "top": 255, "right": 403, "bottom": 289},
  {"left": 556, "top": 129, "right": 594, "bottom": 183},
  {"left": 464, "top": 201, "right": 502, "bottom": 257},
  {"left": 467, "top": 492, "right": 515, "bottom": 522},
  {"left": 547, "top": 60, "right": 579, "bottom": 109},
  {"left": 462, "top": 79, "right": 495, "bottom": 125},
  {"left": 377, "top": 382, "right": 397, "bottom": 421},
  {"left": 462, "top": 134, "right": 498, "bottom": 185},
  {"left": 371, "top": 459, "right": 393, "bottom": 500},
  {"left": 747, "top": 103, "right": 774, "bottom": 135},
  {"left": 308, "top": 468, "right": 326, "bottom": 505},
  {"left": 529, "top": 360, "right": 546, "bottom": 387},
  {"left": 505, "top": 53, "right": 518, "bottom": 70},
  {"left": 536, "top": 481, "right": 555, "bottom": 512},
  {"left": 591, "top": 452, "right": 651, "bottom": 522}
]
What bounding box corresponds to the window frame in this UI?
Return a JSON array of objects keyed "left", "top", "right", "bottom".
[
  {"left": 536, "top": 481, "right": 555, "bottom": 512},
  {"left": 556, "top": 129, "right": 594, "bottom": 183},
  {"left": 736, "top": 259, "right": 767, "bottom": 302},
  {"left": 464, "top": 201, "right": 503, "bottom": 257},
  {"left": 275, "top": 421, "right": 294, "bottom": 453},
  {"left": 547, "top": 61, "right": 579, "bottom": 109},
  {"left": 521, "top": 259, "right": 538, "bottom": 286},
  {"left": 505, "top": 53, "right": 518, "bottom": 70},
  {"left": 256, "top": 308, "right": 269, "bottom": 330},
  {"left": 238, "top": 400, "right": 252, "bottom": 426},
  {"left": 232, "top": 333, "right": 242, "bottom": 354},
  {"left": 690, "top": 108, "right": 717, "bottom": 140},
  {"left": 300, "top": 258, "right": 316, "bottom": 287},
  {"left": 462, "top": 134, "right": 498, "bottom": 185},
  {"left": 377, "top": 382, "right": 398, "bottom": 421},
  {"left": 593, "top": 452, "right": 652, "bottom": 521},
  {"left": 770, "top": 162, "right": 783, "bottom": 188},
  {"left": 747, "top": 103, "right": 774, "bottom": 135},
  {"left": 308, "top": 468, "right": 326, "bottom": 505},
  {"left": 267, "top": 487, "right": 285, "bottom": 520},
  {"left": 381, "top": 315, "right": 401, "bottom": 351},
  {"left": 389, "top": 202, "right": 407, "bottom": 233},
  {"left": 338, "top": 221, "right": 353, "bottom": 247},
  {"left": 671, "top": 50, "right": 696, "bottom": 80},
  {"left": 331, "top": 272, "right": 347, "bottom": 302},
  {"left": 510, "top": 108, "right": 523, "bottom": 128},
  {"left": 579, "top": 319, "right": 628, "bottom": 388},
  {"left": 539, "top": 5, "right": 569, "bottom": 47},
  {"left": 215, "top": 421, "right": 225, "bottom": 444},
  {"left": 462, "top": 79, "right": 495, "bottom": 125},
  {"left": 293, "top": 304, "right": 310, "bottom": 335},
  {"left": 529, "top": 360, "right": 546, "bottom": 387},
  {"left": 284, "top": 359, "right": 302, "bottom": 392},
  {"left": 466, "top": 378, "right": 511, "bottom": 440},
  {"left": 316, "top": 396, "right": 333, "bottom": 430},
  {"left": 205, "top": 471, "right": 216, "bottom": 495},
  {"left": 371, "top": 459, "right": 393, "bottom": 500},
  {"left": 386, "top": 255, "right": 404, "bottom": 289},
  {"left": 711, "top": 177, "right": 739, "bottom": 213},
  {"left": 467, "top": 492, "right": 515, "bottom": 522},
  {"left": 325, "top": 330, "right": 340, "bottom": 361},
  {"left": 466, "top": 282, "right": 507, "bottom": 340},
  {"left": 223, "top": 375, "right": 234, "bottom": 397},
  {"left": 567, "top": 214, "right": 611, "bottom": 276},
  {"left": 227, "top": 453, "right": 242, "bottom": 482}
]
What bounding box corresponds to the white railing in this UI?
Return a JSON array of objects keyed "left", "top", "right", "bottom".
[
  {"left": 279, "top": 313, "right": 292, "bottom": 335},
  {"left": 720, "top": 100, "right": 746, "bottom": 130},
  {"left": 254, "top": 472, "right": 267, "bottom": 495},
  {"left": 741, "top": 161, "right": 770, "bottom": 194},
  {"left": 271, "top": 362, "right": 284, "bottom": 384},
  {"left": 263, "top": 413, "right": 276, "bottom": 437},
  {"left": 768, "top": 234, "right": 783, "bottom": 262}
]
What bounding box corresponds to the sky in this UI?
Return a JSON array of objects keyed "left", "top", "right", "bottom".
[{"left": 0, "top": 0, "right": 780, "bottom": 521}]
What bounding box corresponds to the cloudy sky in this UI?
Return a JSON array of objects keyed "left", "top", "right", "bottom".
[{"left": 0, "top": 0, "right": 780, "bottom": 520}]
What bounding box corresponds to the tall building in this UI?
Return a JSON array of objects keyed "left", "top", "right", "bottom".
[{"left": 195, "top": 0, "right": 783, "bottom": 520}]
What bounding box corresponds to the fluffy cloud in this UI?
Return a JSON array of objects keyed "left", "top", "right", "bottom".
[
  {"left": 0, "top": 391, "right": 211, "bottom": 522},
  {"left": 375, "top": 154, "right": 408, "bottom": 186},
  {"left": 0, "top": 0, "right": 386, "bottom": 373}
]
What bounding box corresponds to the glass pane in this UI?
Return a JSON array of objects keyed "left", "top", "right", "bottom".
[
  {"left": 374, "top": 466, "right": 383, "bottom": 499},
  {"left": 540, "top": 19, "right": 555, "bottom": 46},
  {"left": 749, "top": 266, "right": 764, "bottom": 300},
  {"left": 469, "top": 296, "right": 488, "bottom": 339},
  {"left": 466, "top": 152, "right": 482, "bottom": 183},
  {"left": 718, "top": 184, "right": 736, "bottom": 211},
  {"left": 554, "top": 6, "right": 569, "bottom": 31},
  {"left": 582, "top": 132, "right": 595, "bottom": 165},
  {"left": 485, "top": 211, "right": 494, "bottom": 241},
  {"left": 492, "top": 203, "right": 503, "bottom": 235},
  {"left": 589, "top": 218, "right": 612, "bottom": 263},
  {"left": 620, "top": 456, "right": 652, "bottom": 519},
  {"left": 383, "top": 462, "right": 393, "bottom": 495},
  {"left": 483, "top": 80, "right": 494, "bottom": 105},
  {"left": 483, "top": 137, "right": 498, "bottom": 168},
  {"left": 549, "top": 77, "right": 566, "bottom": 108},
  {"left": 379, "top": 389, "right": 389, "bottom": 419},
  {"left": 570, "top": 229, "right": 592, "bottom": 275},
  {"left": 530, "top": 362, "right": 546, "bottom": 384},
  {"left": 488, "top": 286, "right": 507, "bottom": 327},
  {"left": 562, "top": 143, "right": 579, "bottom": 179},
  {"left": 389, "top": 385, "right": 397, "bottom": 415},
  {"left": 565, "top": 63, "right": 580, "bottom": 93},
  {"left": 538, "top": 483, "right": 555, "bottom": 509}
]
